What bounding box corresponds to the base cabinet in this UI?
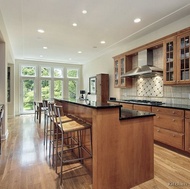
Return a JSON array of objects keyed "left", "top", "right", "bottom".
[{"left": 152, "top": 107, "right": 185, "bottom": 151}]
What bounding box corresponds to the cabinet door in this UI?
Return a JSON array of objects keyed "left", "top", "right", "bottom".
[
  {"left": 114, "top": 58, "right": 120, "bottom": 87},
  {"left": 177, "top": 32, "right": 190, "bottom": 84},
  {"left": 163, "top": 36, "right": 177, "bottom": 85}
]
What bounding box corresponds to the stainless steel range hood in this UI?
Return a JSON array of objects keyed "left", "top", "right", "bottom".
[{"left": 121, "top": 49, "right": 163, "bottom": 77}]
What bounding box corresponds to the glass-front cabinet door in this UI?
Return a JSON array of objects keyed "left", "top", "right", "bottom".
[
  {"left": 113, "top": 55, "right": 132, "bottom": 88},
  {"left": 163, "top": 36, "right": 177, "bottom": 85},
  {"left": 114, "top": 58, "right": 119, "bottom": 87},
  {"left": 177, "top": 32, "right": 190, "bottom": 84}
]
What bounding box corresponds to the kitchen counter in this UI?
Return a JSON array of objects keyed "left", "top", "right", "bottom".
[
  {"left": 120, "top": 108, "right": 155, "bottom": 119},
  {"left": 110, "top": 99, "right": 190, "bottom": 110},
  {"left": 55, "top": 98, "right": 155, "bottom": 120},
  {"left": 55, "top": 98, "right": 154, "bottom": 189}
]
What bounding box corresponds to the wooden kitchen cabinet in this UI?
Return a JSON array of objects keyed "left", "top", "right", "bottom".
[
  {"left": 163, "top": 29, "right": 190, "bottom": 85},
  {"left": 185, "top": 110, "right": 190, "bottom": 153},
  {"left": 113, "top": 54, "right": 132, "bottom": 88},
  {"left": 96, "top": 73, "right": 109, "bottom": 103},
  {"left": 152, "top": 106, "right": 185, "bottom": 150}
]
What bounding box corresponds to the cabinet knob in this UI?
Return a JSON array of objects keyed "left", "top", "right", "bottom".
[
  {"left": 157, "top": 129, "right": 160, "bottom": 132},
  {"left": 173, "top": 134, "right": 175, "bottom": 137},
  {"left": 156, "top": 109, "right": 159, "bottom": 112},
  {"left": 172, "top": 119, "right": 175, "bottom": 122},
  {"left": 172, "top": 111, "right": 175, "bottom": 114},
  {"left": 157, "top": 116, "right": 160, "bottom": 119}
]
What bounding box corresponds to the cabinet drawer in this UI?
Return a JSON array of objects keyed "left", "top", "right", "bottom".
[
  {"left": 185, "top": 110, "right": 190, "bottom": 119},
  {"left": 154, "top": 115, "right": 184, "bottom": 133},
  {"left": 152, "top": 107, "right": 184, "bottom": 117},
  {"left": 120, "top": 103, "right": 133, "bottom": 110},
  {"left": 154, "top": 127, "right": 184, "bottom": 150},
  {"left": 133, "top": 104, "right": 151, "bottom": 112}
]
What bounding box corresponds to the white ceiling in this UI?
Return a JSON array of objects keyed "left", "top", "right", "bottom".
[{"left": 0, "top": 0, "right": 190, "bottom": 64}]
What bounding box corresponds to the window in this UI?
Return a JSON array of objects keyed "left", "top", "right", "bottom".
[
  {"left": 21, "top": 66, "right": 36, "bottom": 77},
  {"left": 41, "top": 67, "right": 51, "bottom": 77},
  {"left": 41, "top": 80, "right": 51, "bottom": 100},
  {"left": 67, "top": 69, "right": 78, "bottom": 78},
  {"left": 54, "top": 80, "right": 63, "bottom": 99},
  {"left": 54, "top": 68, "right": 63, "bottom": 78},
  {"left": 19, "top": 64, "right": 81, "bottom": 113}
]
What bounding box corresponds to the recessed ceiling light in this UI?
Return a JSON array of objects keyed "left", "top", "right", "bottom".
[
  {"left": 73, "top": 23, "right": 77, "bottom": 27},
  {"left": 43, "top": 46, "right": 47, "bottom": 49},
  {"left": 100, "top": 41, "right": 106, "bottom": 44},
  {"left": 78, "top": 51, "right": 82, "bottom": 54},
  {"left": 134, "top": 18, "right": 141, "bottom": 23},
  {"left": 82, "top": 10, "right": 87, "bottom": 14},
  {"left": 38, "top": 29, "right": 45, "bottom": 33}
]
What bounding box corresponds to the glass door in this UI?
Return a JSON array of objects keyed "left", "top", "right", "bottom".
[{"left": 21, "top": 79, "right": 35, "bottom": 113}]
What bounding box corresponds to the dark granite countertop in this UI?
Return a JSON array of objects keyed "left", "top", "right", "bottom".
[
  {"left": 109, "top": 99, "right": 190, "bottom": 110},
  {"left": 55, "top": 98, "right": 155, "bottom": 120},
  {"left": 55, "top": 98, "right": 122, "bottom": 109},
  {"left": 120, "top": 108, "right": 155, "bottom": 120}
]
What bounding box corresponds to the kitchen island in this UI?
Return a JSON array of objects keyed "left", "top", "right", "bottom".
[{"left": 54, "top": 98, "right": 155, "bottom": 189}]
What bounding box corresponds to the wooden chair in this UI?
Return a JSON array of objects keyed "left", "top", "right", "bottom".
[
  {"left": 34, "top": 101, "right": 39, "bottom": 121},
  {"left": 54, "top": 105, "right": 92, "bottom": 185}
]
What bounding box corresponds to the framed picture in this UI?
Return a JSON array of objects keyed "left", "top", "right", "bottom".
[{"left": 89, "top": 76, "right": 96, "bottom": 94}]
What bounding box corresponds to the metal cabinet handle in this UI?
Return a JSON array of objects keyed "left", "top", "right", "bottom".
[
  {"left": 172, "top": 119, "right": 175, "bottom": 122},
  {"left": 173, "top": 134, "right": 175, "bottom": 137},
  {"left": 157, "top": 129, "right": 160, "bottom": 132}
]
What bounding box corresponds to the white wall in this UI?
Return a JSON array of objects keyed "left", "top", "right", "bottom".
[{"left": 82, "top": 15, "right": 190, "bottom": 99}]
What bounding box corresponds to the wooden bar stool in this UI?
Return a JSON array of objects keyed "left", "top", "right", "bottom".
[
  {"left": 54, "top": 105, "right": 92, "bottom": 185},
  {"left": 48, "top": 104, "right": 73, "bottom": 167}
]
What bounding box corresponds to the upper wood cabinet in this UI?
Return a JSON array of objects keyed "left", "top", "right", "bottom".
[
  {"left": 163, "top": 29, "right": 190, "bottom": 85},
  {"left": 113, "top": 55, "right": 132, "bottom": 88}
]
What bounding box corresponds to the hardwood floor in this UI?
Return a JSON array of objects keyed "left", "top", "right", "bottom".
[{"left": 1, "top": 114, "right": 190, "bottom": 189}]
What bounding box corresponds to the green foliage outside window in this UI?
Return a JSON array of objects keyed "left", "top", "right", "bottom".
[
  {"left": 41, "top": 67, "right": 51, "bottom": 77},
  {"left": 23, "top": 79, "right": 34, "bottom": 110},
  {"left": 54, "top": 80, "right": 63, "bottom": 99},
  {"left": 54, "top": 68, "right": 63, "bottom": 78},
  {"left": 21, "top": 66, "right": 36, "bottom": 76},
  {"left": 67, "top": 69, "right": 78, "bottom": 78},
  {"left": 68, "top": 80, "right": 76, "bottom": 100},
  {"left": 41, "top": 80, "right": 50, "bottom": 100}
]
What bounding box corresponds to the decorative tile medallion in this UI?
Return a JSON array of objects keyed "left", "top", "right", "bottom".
[{"left": 137, "top": 76, "right": 163, "bottom": 97}]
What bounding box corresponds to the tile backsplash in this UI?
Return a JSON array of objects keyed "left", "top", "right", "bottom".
[{"left": 120, "top": 47, "right": 190, "bottom": 105}]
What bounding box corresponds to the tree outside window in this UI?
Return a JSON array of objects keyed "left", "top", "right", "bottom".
[
  {"left": 41, "top": 67, "right": 51, "bottom": 77},
  {"left": 54, "top": 80, "right": 63, "bottom": 99},
  {"left": 21, "top": 66, "right": 36, "bottom": 76},
  {"left": 41, "top": 80, "right": 51, "bottom": 100},
  {"left": 67, "top": 69, "right": 78, "bottom": 100}
]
